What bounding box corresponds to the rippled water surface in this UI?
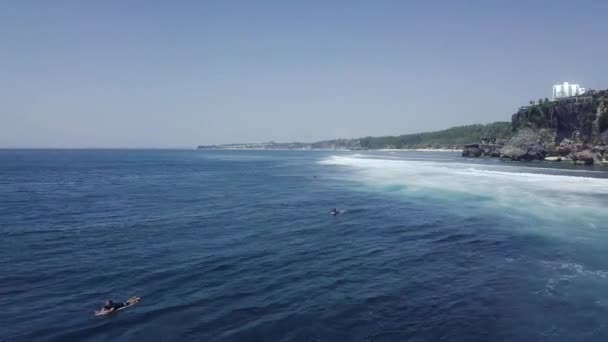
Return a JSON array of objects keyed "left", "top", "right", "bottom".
[{"left": 2, "top": 150, "right": 608, "bottom": 341}]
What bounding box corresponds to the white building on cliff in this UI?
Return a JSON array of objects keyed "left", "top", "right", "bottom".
[{"left": 552, "top": 82, "right": 585, "bottom": 100}]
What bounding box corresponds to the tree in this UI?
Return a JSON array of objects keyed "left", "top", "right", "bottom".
[
  {"left": 599, "top": 112, "right": 608, "bottom": 132},
  {"left": 599, "top": 99, "right": 608, "bottom": 132},
  {"left": 538, "top": 98, "right": 543, "bottom": 105},
  {"left": 544, "top": 98, "right": 549, "bottom": 103}
]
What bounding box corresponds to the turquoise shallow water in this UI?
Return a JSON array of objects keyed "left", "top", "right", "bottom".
[{"left": 2, "top": 150, "right": 608, "bottom": 341}]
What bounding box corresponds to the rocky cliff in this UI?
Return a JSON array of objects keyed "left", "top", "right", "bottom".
[{"left": 464, "top": 89, "right": 608, "bottom": 165}]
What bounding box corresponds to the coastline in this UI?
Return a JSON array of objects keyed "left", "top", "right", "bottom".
[
  {"left": 376, "top": 148, "right": 461, "bottom": 152},
  {"left": 196, "top": 148, "right": 461, "bottom": 152}
]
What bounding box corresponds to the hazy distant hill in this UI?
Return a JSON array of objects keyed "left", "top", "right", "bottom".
[{"left": 197, "top": 122, "right": 513, "bottom": 150}]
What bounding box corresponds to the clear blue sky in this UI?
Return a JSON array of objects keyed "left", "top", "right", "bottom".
[{"left": 2, "top": 0, "right": 607, "bottom": 148}]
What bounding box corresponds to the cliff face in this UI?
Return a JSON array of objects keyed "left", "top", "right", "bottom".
[
  {"left": 499, "top": 89, "right": 608, "bottom": 164},
  {"left": 512, "top": 90, "right": 608, "bottom": 143}
]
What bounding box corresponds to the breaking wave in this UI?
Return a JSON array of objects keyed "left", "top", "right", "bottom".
[{"left": 319, "top": 155, "right": 608, "bottom": 232}]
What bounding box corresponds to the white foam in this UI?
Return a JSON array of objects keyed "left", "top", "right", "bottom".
[
  {"left": 319, "top": 155, "right": 608, "bottom": 227},
  {"left": 540, "top": 261, "right": 608, "bottom": 296}
]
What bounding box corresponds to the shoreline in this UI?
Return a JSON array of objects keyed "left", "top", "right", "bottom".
[
  {"left": 375, "top": 148, "right": 461, "bottom": 152},
  {"left": 196, "top": 148, "right": 461, "bottom": 152}
]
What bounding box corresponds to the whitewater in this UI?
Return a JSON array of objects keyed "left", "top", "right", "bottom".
[{"left": 320, "top": 154, "right": 608, "bottom": 236}]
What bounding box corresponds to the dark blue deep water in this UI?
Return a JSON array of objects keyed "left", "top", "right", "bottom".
[{"left": 2, "top": 150, "right": 608, "bottom": 341}]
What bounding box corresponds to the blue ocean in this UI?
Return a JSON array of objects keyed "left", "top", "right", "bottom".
[{"left": 2, "top": 150, "right": 608, "bottom": 341}]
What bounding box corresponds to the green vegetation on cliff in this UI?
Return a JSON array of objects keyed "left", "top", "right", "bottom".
[
  {"left": 354, "top": 122, "right": 512, "bottom": 149},
  {"left": 599, "top": 97, "right": 608, "bottom": 132},
  {"left": 198, "top": 122, "right": 513, "bottom": 150}
]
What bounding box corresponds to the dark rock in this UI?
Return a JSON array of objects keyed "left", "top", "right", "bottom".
[
  {"left": 571, "top": 151, "right": 598, "bottom": 165},
  {"left": 592, "top": 146, "right": 607, "bottom": 156},
  {"left": 499, "top": 128, "right": 549, "bottom": 161},
  {"left": 499, "top": 146, "right": 526, "bottom": 160},
  {"left": 546, "top": 145, "right": 558, "bottom": 157},
  {"left": 556, "top": 145, "right": 572, "bottom": 156},
  {"left": 598, "top": 131, "right": 608, "bottom": 145},
  {"left": 462, "top": 144, "right": 482, "bottom": 157}
]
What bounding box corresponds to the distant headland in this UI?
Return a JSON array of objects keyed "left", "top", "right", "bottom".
[
  {"left": 198, "top": 85, "right": 608, "bottom": 166},
  {"left": 197, "top": 122, "right": 513, "bottom": 151}
]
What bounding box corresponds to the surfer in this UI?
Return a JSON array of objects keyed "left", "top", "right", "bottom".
[
  {"left": 97, "top": 297, "right": 140, "bottom": 315},
  {"left": 329, "top": 208, "right": 339, "bottom": 215},
  {"left": 101, "top": 300, "right": 125, "bottom": 312}
]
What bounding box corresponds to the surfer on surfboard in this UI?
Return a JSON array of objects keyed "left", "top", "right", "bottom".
[{"left": 95, "top": 296, "right": 140, "bottom": 316}]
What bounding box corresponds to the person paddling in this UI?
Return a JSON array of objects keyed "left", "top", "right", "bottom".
[
  {"left": 101, "top": 300, "right": 125, "bottom": 312},
  {"left": 96, "top": 297, "right": 140, "bottom": 315}
]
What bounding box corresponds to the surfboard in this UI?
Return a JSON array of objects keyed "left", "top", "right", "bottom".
[{"left": 94, "top": 297, "right": 141, "bottom": 316}]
